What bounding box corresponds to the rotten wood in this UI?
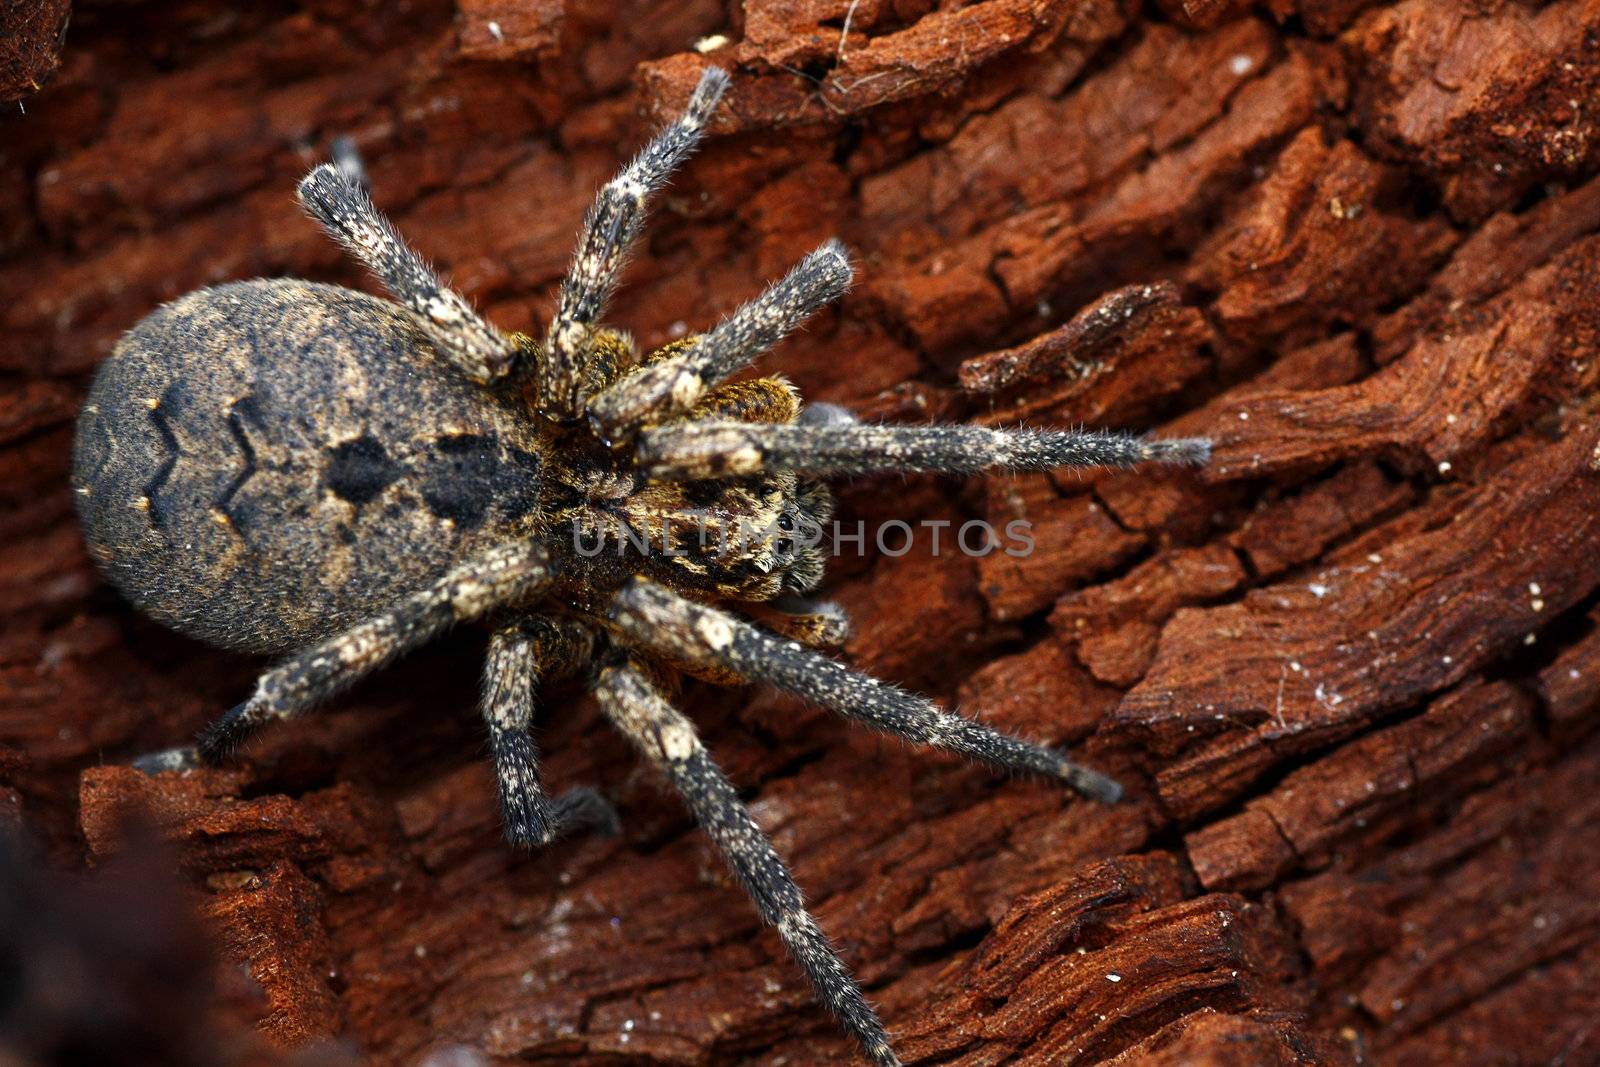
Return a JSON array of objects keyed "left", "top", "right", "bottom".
[{"left": 4, "top": 1, "right": 1600, "bottom": 1065}]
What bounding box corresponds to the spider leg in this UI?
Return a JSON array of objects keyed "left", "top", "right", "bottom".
[
  {"left": 195, "top": 542, "right": 553, "bottom": 763},
  {"left": 608, "top": 578, "right": 1122, "bottom": 802},
  {"left": 485, "top": 617, "right": 618, "bottom": 848},
  {"left": 297, "top": 154, "right": 519, "bottom": 384},
  {"left": 586, "top": 242, "right": 852, "bottom": 442},
  {"left": 592, "top": 653, "right": 900, "bottom": 1067},
  {"left": 538, "top": 67, "right": 731, "bottom": 420},
  {"left": 638, "top": 421, "right": 1212, "bottom": 480}
]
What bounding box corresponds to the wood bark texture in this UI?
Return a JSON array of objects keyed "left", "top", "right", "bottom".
[{"left": 3, "top": 1, "right": 1600, "bottom": 1065}]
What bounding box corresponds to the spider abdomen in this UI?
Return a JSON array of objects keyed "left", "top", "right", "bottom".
[{"left": 72, "top": 279, "right": 545, "bottom": 654}]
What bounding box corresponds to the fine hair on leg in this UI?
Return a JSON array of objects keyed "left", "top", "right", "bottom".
[
  {"left": 608, "top": 578, "right": 1122, "bottom": 802},
  {"left": 586, "top": 241, "right": 852, "bottom": 441},
  {"left": 538, "top": 67, "right": 731, "bottom": 420},
  {"left": 197, "top": 541, "right": 553, "bottom": 763},
  {"left": 484, "top": 618, "right": 617, "bottom": 848},
  {"left": 592, "top": 653, "right": 901, "bottom": 1067},
  {"left": 637, "top": 421, "right": 1214, "bottom": 480},
  {"left": 297, "top": 159, "right": 516, "bottom": 384}
]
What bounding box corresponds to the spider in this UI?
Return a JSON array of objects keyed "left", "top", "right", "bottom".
[{"left": 71, "top": 66, "right": 1210, "bottom": 1066}]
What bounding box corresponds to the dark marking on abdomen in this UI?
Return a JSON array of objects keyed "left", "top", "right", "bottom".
[
  {"left": 144, "top": 380, "right": 187, "bottom": 529},
  {"left": 326, "top": 433, "right": 403, "bottom": 506},
  {"left": 420, "top": 433, "right": 501, "bottom": 528},
  {"left": 218, "top": 394, "right": 262, "bottom": 535}
]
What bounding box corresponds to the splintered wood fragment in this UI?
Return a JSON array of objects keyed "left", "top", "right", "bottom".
[
  {"left": 1120, "top": 425, "right": 1600, "bottom": 820},
  {"left": 959, "top": 281, "right": 1181, "bottom": 395},
  {"left": 901, "top": 876, "right": 1328, "bottom": 1065},
  {"left": 1281, "top": 739, "right": 1600, "bottom": 1050},
  {"left": 0, "top": 0, "right": 70, "bottom": 103},
  {"left": 1199, "top": 231, "right": 1600, "bottom": 483},
  {"left": 1187, "top": 680, "right": 1534, "bottom": 892},
  {"left": 1536, "top": 602, "right": 1600, "bottom": 739}
]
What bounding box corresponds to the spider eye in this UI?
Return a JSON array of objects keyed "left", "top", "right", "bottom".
[{"left": 776, "top": 512, "right": 795, "bottom": 532}]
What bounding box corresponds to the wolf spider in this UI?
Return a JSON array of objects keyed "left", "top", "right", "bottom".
[{"left": 76, "top": 67, "right": 1209, "bottom": 1065}]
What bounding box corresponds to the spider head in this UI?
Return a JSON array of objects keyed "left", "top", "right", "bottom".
[{"left": 619, "top": 469, "right": 833, "bottom": 602}]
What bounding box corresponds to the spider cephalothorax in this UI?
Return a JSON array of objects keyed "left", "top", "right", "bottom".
[{"left": 71, "top": 67, "right": 1209, "bottom": 1066}]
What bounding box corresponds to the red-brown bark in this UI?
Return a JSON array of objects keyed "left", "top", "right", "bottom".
[{"left": 4, "top": 1, "right": 1600, "bottom": 1064}]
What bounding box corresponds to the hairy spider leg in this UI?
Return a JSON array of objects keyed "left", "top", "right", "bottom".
[
  {"left": 637, "top": 421, "right": 1213, "bottom": 480},
  {"left": 297, "top": 157, "right": 518, "bottom": 384},
  {"left": 609, "top": 577, "right": 1123, "bottom": 802},
  {"left": 593, "top": 654, "right": 901, "bottom": 1067},
  {"left": 485, "top": 616, "right": 618, "bottom": 848},
  {"left": 586, "top": 240, "right": 853, "bottom": 442},
  {"left": 195, "top": 542, "right": 553, "bottom": 762},
  {"left": 539, "top": 66, "right": 731, "bottom": 420}
]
